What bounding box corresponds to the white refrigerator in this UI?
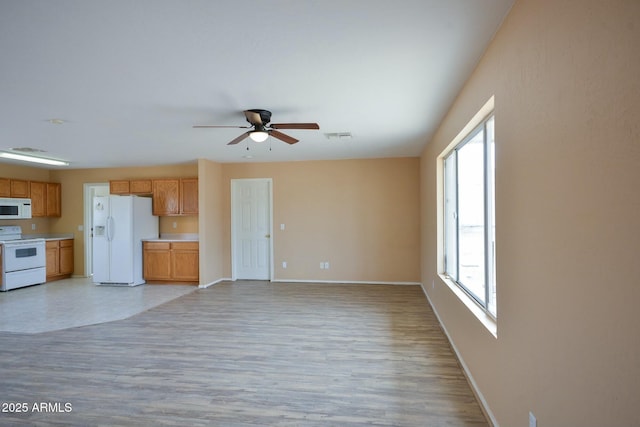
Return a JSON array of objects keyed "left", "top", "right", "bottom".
[{"left": 92, "top": 195, "right": 158, "bottom": 286}]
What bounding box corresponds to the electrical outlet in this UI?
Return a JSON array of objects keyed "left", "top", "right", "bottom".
[
  {"left": 529, "top": 411, "right": 537, "bottom": 427},
  {"left": 320, "top": 262, "right": 324, "bottom": 269},
  {"left": 324, "top": 262, "right": 330, "bottom": 269},
  {"left": 31, "top": 223, "right": 36, "bottom": 230},
  {"left": 172, "top": 221, "right": 177, "bottom": 229},
  {"left": 280, "top": 223, "right": 285, "bottom": 230},
  {"left": 282, "top": 261, "right": 287, "bottom": 269}
]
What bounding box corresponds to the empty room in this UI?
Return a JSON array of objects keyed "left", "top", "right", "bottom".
[{"left": 1, "top": 1, "right": 639, "bottom": 426}]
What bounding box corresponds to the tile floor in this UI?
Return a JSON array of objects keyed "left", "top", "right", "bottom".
[{"left": 0, "top": 277, "right": 197, "bottom": 334}]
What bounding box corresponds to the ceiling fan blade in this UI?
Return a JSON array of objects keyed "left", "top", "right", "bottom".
[
  {"left": 193, "top": 125, "right": 250, "bottom": 128},
  {"left": 244, "top": 110, "right": 263, "bottom": 125},
  {"left": 271, "top": 123, "right": 320, "bottom": 130},
  {"left": 227, "top": 132, "right": 250, "bottom": 145},
  {"left": 270, "top": 130, "right": 299, "bottom": 145}
]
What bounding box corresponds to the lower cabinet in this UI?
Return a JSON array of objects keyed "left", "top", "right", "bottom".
[
  {"left": 143, "top": 241, "right": 199, "bottom": 283},
  {"left": 46, "top": 239, "right": 74, "bottom": 282}
]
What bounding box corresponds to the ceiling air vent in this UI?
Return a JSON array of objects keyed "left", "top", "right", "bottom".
[
  {"left": 10, "top": 147, "right": 47, "bottom": 153},
  {"left": 324, "top": 132, "right": 352, "bottom": 140}
]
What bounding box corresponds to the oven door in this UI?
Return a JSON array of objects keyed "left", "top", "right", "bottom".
[{"left": 2, "top": 240, "right": 46, "bottom": 271}]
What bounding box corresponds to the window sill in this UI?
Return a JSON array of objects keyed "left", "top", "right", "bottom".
[{"left": 438, "top": 274, "right": 497, "bottom": 338}]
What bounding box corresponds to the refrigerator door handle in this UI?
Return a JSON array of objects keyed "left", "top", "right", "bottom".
[{"left": 107, "top": 216, "right": 115, "bottom": 241}]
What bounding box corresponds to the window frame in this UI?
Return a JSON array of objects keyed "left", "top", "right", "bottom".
[{"left": 442, "top": 112, "right": 496, "bottom": 319}]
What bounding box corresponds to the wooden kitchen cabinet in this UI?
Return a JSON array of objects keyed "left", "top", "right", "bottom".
[
  {"left": 30, "top": 181, "right": 46, "bottom": 216},
  {"left": 109, "top": 180, "right": 130, "bottom": 194},
  {"left": 0, "top": 178, "right": 30, "bottom": 198},
  {"left": 130, "top": 179, "right": 152, "bottom": 194},
  {"left": 109, "top": 177, "right": 197, "bottom": 215},
  {"left": 143, "top": 241, "right": 199, "bottom": 283},
  {"left": 0, "top": 178, "right": 8, "bottom": 197},
  {"left": 30, "top": 181, "right": 61, "bottom": 217},
  {"left": 110, "top": 179, "right": 153, "bottom": 195},
  {"left": 10, "top": 179, "right": 30, "bottom": 198},
  {"left": 152, "top": 179, "right": 180, "bottom": 216},
  {"left": 180, "top": 178, "right": 198, "bottom": 215},
  {"left": 152, "top": 178, "right": 198, "bottom": 216},
  {"left": 143, "top": 242, "right": 172, "bottom": 281},
  {"left": 171, "top": 242, "right": 199, "bottom": 282},
  {"left": 46, "top": 182, "right": 61, "bottom": 217},
  {"left": 46, "top": 239, "right": 74, "bottom": 282}
]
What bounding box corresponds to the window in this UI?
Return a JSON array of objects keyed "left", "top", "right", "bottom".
[{"left": 443, "top": 113, "right": 496, "bottom": 317}]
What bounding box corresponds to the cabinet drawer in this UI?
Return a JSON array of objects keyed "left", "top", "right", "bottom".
[
  {"left": 60, "top": 239, "right": 74, "bottom": 248},
  {"left": 171, "top": 242, "right": 199, "bottom": 250},
  {"left": 144, "top": 242, "right": 170, "bottom": 250},
  {"left": 46, "top": 241, "right": 59, "bottom": 249}
]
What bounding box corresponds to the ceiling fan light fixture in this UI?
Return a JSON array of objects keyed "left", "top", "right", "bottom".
[{"left": 249, "top": 130, "right": 269, "bottom": 142}]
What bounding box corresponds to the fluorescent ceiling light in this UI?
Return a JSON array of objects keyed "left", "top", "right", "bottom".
[{"left": 0, "top": 151, "right": 69, "bottom": 166}]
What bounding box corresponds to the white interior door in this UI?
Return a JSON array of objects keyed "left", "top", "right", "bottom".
[{"left": 232, "top": 179, "right": 272, "bottom": 280}]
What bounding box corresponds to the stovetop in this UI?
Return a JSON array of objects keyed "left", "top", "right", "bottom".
[{"left": 0, "top": 225, "right": 42, "bottom": 243}]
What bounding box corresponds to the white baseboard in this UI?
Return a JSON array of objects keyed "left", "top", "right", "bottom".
[
  {"left": 270, "top": 279, "right": 422, "bottom": 286},
  {"left": 198, "top": 277, "right": 232, "bottom": 289},
  {"left": 419, "top": 284, "right": 498, "bottom": 427}
]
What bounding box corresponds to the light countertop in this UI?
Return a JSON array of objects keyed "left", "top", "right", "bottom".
[
  {"left": 143, "top": 233, "right": 199, "bottom": 243},
  {"left": 24, "top": 233, "right": 74, "bottom": 241}
]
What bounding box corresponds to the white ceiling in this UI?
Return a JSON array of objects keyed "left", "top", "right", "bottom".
[{"left": 0, "top": 0, "right": 514, "bottom": 169}]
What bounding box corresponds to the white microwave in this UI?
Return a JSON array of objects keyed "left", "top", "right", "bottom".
[{"left": 0, "top": 198, "right": 32, "bottom": 219}]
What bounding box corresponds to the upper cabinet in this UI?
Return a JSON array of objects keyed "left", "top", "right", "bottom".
[
  {"left": 30, "top": 181, "right": 61, "bottom": 217},
  {"left": 110, "top": 179, "right": 152, "bottom": 195},
  {"left": 0, "top": 177, "right": 60, "bottom": 218},
  {"left": 109, "top": 180, "right": 130, "bottom": 195},
  {"left": 130, "top": 179, "right": 152, "bottom": 195},
  {"left": 180, "top": 178, "right": 198, "bottom": 216},
  {"left": 111, "top": 177, "right": 198, "bottom": 216},
  {"left": 152, "top": 179, "right": 180, "bottom": 216},
  {"left": 0, "top": 178, "right": 30, "bottom": 198},
  {"left": 46, "top": 182, "right": 61, "bottom": 217}
]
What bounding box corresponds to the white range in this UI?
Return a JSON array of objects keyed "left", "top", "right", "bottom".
[{"left": 0, "top": 225, "right": 46, "bottom": 291}]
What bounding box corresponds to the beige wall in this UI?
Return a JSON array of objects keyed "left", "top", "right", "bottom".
[
  {"left": 218, "top": 158, "right": 421, "bottom": 282},
  {"left": 197, "top": 159, "right": 224, "bottom": 286},
  {"left": 420, "top": 1, "right": 640, "bottom": 426}
]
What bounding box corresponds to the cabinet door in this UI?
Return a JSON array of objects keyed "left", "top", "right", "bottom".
[
  {"left": 180, "top": 178, "right": 198, "bottom": 215},
  {"left": 10, "top": 179, "right": 30, "bottom": 198},
  {"left": 143, "top": 243, "right": 172, "bottom": 280},
  {"left": 152, "top": 179, "right": 180, "bottom": 216},
  {"left": 171, "top": 244, "right": 199, "bottom": 282},
  {"left": 46, "top": 183, "right": 61, "bottom": 217},
  {"left": 0, "top": 178, "right": 10, "bottom": 197},
  {"left": 110, "top": 180, "right": 130, "bottom": 194},
  {"left": 30, "top": 181, "right": 47, "bottom": 217},
  {"left": 59, "top": 240, "right": 74, "bottom": 275},
  {"left": 130, "top": 179, "right": 152, "bottom": 194},
  {"left": 46, "top": 241, "right": 60, "bottom": 278}
]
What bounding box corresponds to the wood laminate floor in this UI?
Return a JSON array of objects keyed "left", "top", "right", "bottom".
[{"left": 0, "top": 281, "right": 488, "bottom": 426}]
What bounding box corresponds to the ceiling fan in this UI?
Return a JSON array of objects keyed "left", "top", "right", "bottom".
[{"left": 193, "top": 109, "right": 320, "bottom": 145}]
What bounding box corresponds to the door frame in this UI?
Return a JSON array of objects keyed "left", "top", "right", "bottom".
[
  {"left": 83, "top": 182, "right": 110, "bottom": 277},
  {"left": 230, "top": 178, "right": 274, "bottom": 281}
]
